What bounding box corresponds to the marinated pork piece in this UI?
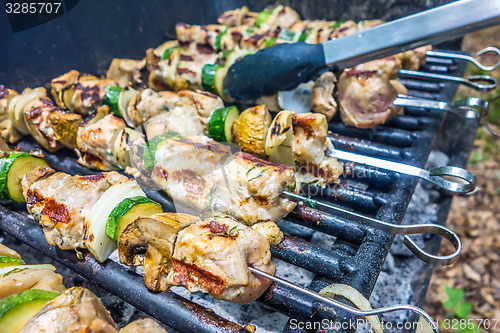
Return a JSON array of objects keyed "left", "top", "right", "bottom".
[
  {"left": 401, "top": 45, "right": 433, "bottom": 71},
  {"left": 311, "top": 71, "right": 337, "bottom": 120},
  {"left": 211, "top": 152, "right": 297, "bottom": 225},
  {"left": 128, "top": 89, "right": 179, "bottom": 126},
  {"left": 292, "top": 113, "right": 343, "bottom": 187},
  {"left": 106, "top": 58, "right": 147, "bottom": 88},
  {"left": 22, "top": 166, "right": 130, "bottom": 249},
  {"left": 20, "top": 287, "right": 118, "bottom": 333},
  {"left": 23, "top": 93, "right": 81, "bottom": 152},
  {"left": 167, "top": 216, "right": 275, "bottom": 303},
  {"left": 0, "top": 265, "right": 66, "bottom": 299},
  {"left": 76, "top": 110, "right": 126, "bottom": 170},
  {"left": 0, "top": 86, "right": 22, "bottom": 144},
  {"left": 120, "top": 319, "right": 168, "bottom": 333},
  {"left": 338, "top": 69, "right": 400, "bottom": 128},
  {"left": 151, "top": 136, "right": 231, "bottom": 212},
  {"left": 353, "top": 56, "right": 403, "bottom": 80},
  {"left": 217, "top": 6, "right": 257, "bottom": 26},
  {"left": 118, "top": 213, "right": 200, "bottom": 292},
  {"left": 251, "top": 221, "right": 284, "bottom": 245},
  {"left": 51, "top": 70, "right": 115, "bottom": 116}
]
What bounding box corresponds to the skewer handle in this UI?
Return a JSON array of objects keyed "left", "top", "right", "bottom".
[
  {"left": 399, "top": 69, "right": 497, "bottom": 92},
  {"left": 249, "top": 267, "right": 440, "bottom": 333},
  {"left": 326, "top": 148, "right": 477, "bottom": 194},
  {"left": 282, "top": 192, "right": 462, "bottom": 266},
  {"left": 427, "top": 47, "right": 500, "bottom": 71}
]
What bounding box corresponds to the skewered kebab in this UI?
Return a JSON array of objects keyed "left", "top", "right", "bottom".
[{"left": 0, "top": 243, "right": 168, "bottom": 333}]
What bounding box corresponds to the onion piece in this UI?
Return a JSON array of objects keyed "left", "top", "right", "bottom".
[{"left": 319, "top": 283, "right": 383, "bottom": 333}]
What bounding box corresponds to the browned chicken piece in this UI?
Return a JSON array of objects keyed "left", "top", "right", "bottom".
[
  {"left": 51, "top": 70, "right": 115, "bottom": 116},
  {"left": 292, "top": 113, "right": 343, "bottom": 187},
  {"left": 330, "top": 20, "right": 358, "bottom": 39},
  {"left": 22, "top": 166, "right": 130, "bottom": 249},
  {"left": 353, "top": 56, "right": 403, "bottom": 80},
  {"left": 251, "top": 221, "right": 284, "bottom": 245},
  {"left": 0, "top": 243, "right": 21, "bottom": 258},
  {"left": 120, "top": 319, "right": 168, "bottom": 333},
  {"left": 118, "top": 213, "right": 200, "bottom": 292},
  {"left": 177, "top": 90, "right": 224, "bottom": 133},
  {"left": 127, "top": 89, "right": 179, "bottom": 127},
  {"left": 211, "top": 152, "right": 297, "bottom": 224},
  {"left": 338, "top": 69, "right": 401, "bottom": 128},
  {"left": 23, "top": 92, "right": 81, "bottom": 152},
  {"left": 0, "top": 86, "right": 23, "bottom": 143},
  {"left": 217, "top": 6, "right": 257, "bottom": 26},
  {"left": 20, "top": 287, "right": 118, "bottom": 333},
  {"left": 401, "top": 45, "right": 433, "bottom": 71},
  {"left": 167, "top": 216, "right": 275, "bottom": 304},
  {"left": 106, "top": 58, "right": 147, "bottom": 88},
  {"left": 260, "top": 5, "right": 301, "bottom": 31},
  {"left": 0, "top": 264, "right": 66, "bottom": 299},
  {"left": 175, "top": 23, "right": 225, "bottom": 52},
  {"left": 357, "top": 19, "right": 385, "bottom": 30},
  {"left": 151, "top": 136, "right": 231, "bottom": 212},
  {"left": 311, "top": 71, "right": 337, "bottom": 120},
  {"left": 76, "top": 109, "right": 126, "bottom": 170}
]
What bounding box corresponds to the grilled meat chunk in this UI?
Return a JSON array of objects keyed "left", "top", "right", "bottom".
[
  {"left": 118, "top": 213, "right": 200, "bottom": 292},
  {"left": 211, "top": 152, "right": 296, "bottom": 225},
  {"left": 120, "top": 319, "right": 168, "bottom": 333},
  {"left": 20, "top": 287, "right": 118, "bottom": 333},
  {"left": 0, "top": 243, "right": 21, "bottom": 259},
  {"left": 22, "top": 166, "right": 130, "bottom": 249},
  {"left": 151, "top": 136, "right": 231, "bottom": 212},
  {"left": 128, "top": 89, "right": 179, "bottom": 127},
  {"left": 51, "top": 70, "right": 115, "bottom": 116},
  {"left": 338, "top": 69, "right": 401, "bottom": 128},
  {"left": 167, "top": 216, "right": 275, "bottom": 303},
  {"left": 292, "top": 113, "right": 343, "bottom": 187},
  {"left": 251, "top": 221, "right": 284, "bottom": 245},
  {"left": 0, "top": 265, "right": 66, "bottom": 299},
  {"left": 311, "top": 72, "right": 337, "bottom": 121},
  {"left": 0, "top": 86, "right": 22, "bottom": 143},
  {"left": 106, "top": 58, "right": 146, "bottom": 88},
  {"left": 177, "top": 90, "right": 224, "bottom": 134},
  {"left": 401, "top": 45, "right": 433, "bottom": 71},
  {"left": 76, "top": 110, "right": 127, "bottom": 170}
]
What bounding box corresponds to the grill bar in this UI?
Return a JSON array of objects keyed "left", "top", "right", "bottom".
[{"left": 0, "top": 44, "right": 471, "bottom": 333}]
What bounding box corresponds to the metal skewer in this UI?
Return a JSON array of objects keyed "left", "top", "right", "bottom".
[
  {"left": 249, "top": 267, "right": 440, "bottom": 333},
  {"left": 399, "top": 69, "right": 497, "bottom": 92},
  {"left": 325, "top": 148, "right": 477, "bottom": 194},
  {"left": 426, "top": 46, "right": 500, "bottom": 71},
  {"left": 394, "top": 95, "right": 486, "bottom": 119},
  {"left": 281, "top": 191, "right": 461, "bottom": 266}
]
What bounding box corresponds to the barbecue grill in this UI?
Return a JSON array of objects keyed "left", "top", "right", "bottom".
[{"left": 0, "top": 0, "right": 492, "bottom": 332}]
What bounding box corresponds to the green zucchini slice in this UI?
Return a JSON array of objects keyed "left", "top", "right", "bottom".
[
  {"left": 208, "top": 106, "right": 240, "bottom": 143},
  {"left": 0, "top": 152, "right": 48, "bottom": 204},
  {"left": 106, "top": 196, "right": 163, "bottom": 241},
  {"left": 202, "top": 64, "right": 221, "bottom": 94},
  {"left": 0, "top": 289, "right": 60, "bottom": 333},
  {"left": 143, "top": 132, "right": 182, "bottom": 169},
  {"left": 0, "top": 256, "right": 25, "bottom": 268},
  {"left": 103, "top": 86, "right": 123, "bottom": 117}
]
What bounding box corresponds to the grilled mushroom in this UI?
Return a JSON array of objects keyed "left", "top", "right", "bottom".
[
  {"left": 19, "top": 287, "right": 118, "bottom": 333},
  {"left": 311, "top": 71, "right": 337, "bottom": 121},
  {"left": 118, "top": 213, "right": 200, "bottom": 292},
  {"left": 120, "top": 318, "right": 168, "bottom": 333},
  {"left": 232, "top": 105, "right": 272, "bottom": 159},
  {"left": 265, "top": 110, "right": 294, "bottom": 166}
]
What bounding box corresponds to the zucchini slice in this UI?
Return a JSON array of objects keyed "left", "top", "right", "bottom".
[
  {"left": 224, "top": 50, "right": 253, "bottom": 68},
  {"left": 255, "top": 10, "right": 272, "bottom": 28},
  {"left": 0, "top": 152, "right": 48, "bottom": 204},
  {"left": 214, "top": 28, "right": 228, "bottom": 52},
  {"left": 103, "top": 86, "right": 123, "bottom": 117},
  {"left": 0, "top": 256, "right": 24, "bottom": 268},
  {"left": 162, "top": 46, "right": 179, "bottom": 60},
  {"left": 202, "top": 64, "right": 220, "bottom": 94},
  {"left": 106, "top": 196, "right": 163, "bottom": 241},
  {"left": 208, "top": 106, "right": 240, "bottom": 143},
  {"left": 143, "top": 132, "right": 182, "bottom": 169},
  {"left": 85, "top": 181, "right": 145, "bottom": 263},
  {"left": 214, "top": 66, "right": 232, "bottom": 102},
  {"left": 0, "top": 289, "right": 60, "bottom": 333}
]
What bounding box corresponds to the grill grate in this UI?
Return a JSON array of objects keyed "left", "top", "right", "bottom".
[{"left": 0, "top": 47, "right": 474, "bottom": 333}]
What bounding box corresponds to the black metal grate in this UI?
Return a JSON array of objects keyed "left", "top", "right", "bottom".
[{"left": 0, "top": 48, "right": 474, "bottom": 333}]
